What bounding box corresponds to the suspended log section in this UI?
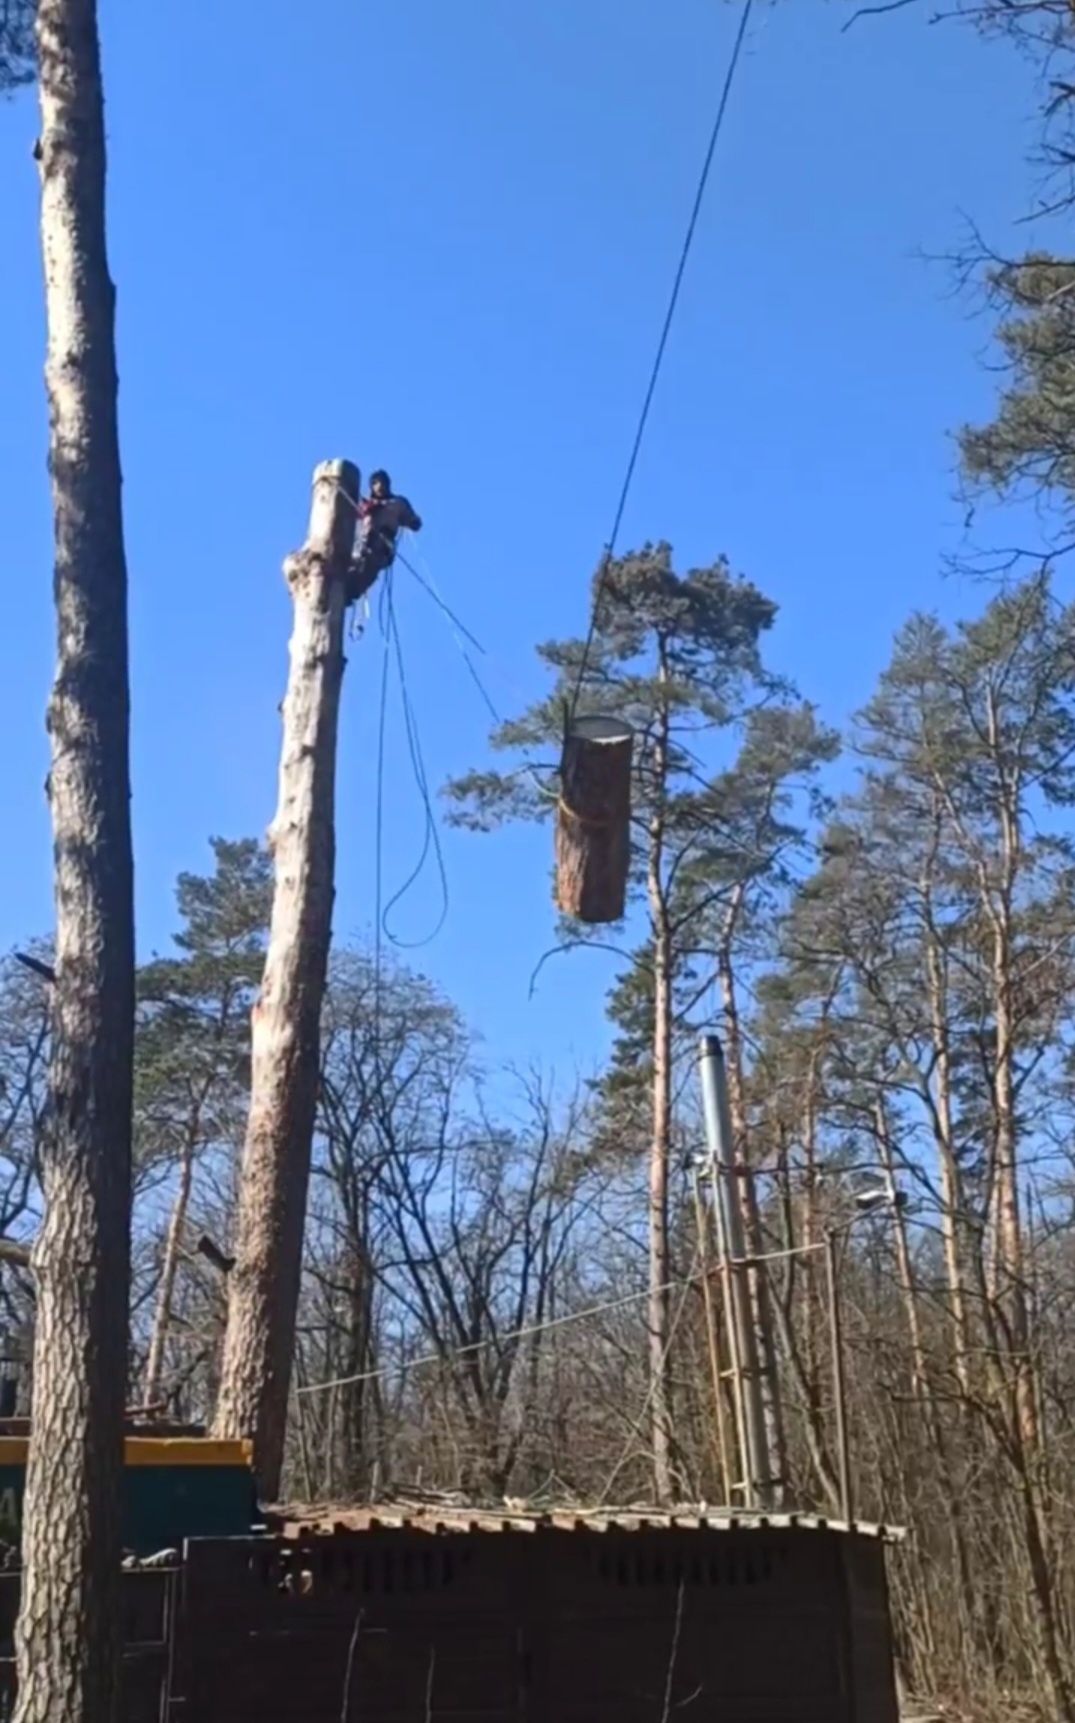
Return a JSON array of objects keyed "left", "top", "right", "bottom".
[{"left": 555, "top": 714, "right": 633, "bottom": 924}]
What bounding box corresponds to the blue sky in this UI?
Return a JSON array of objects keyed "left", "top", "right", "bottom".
[{"left": 0, "top": 0, "right": 1054, "bottom": 1076}]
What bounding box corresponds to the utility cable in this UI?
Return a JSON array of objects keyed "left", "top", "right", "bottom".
[
  {"left": 295, "top": 1236, "right": 821, "bottom": 1398},
  {"left": 567, "top": 0, "right": 756, "bottom": 719}
]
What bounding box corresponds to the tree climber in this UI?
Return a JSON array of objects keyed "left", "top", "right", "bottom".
[{"left": 346, "top": 469, "right": 422, "bottom": 604}]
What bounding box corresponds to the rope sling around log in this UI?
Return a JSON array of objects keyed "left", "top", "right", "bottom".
[{"left": 556, "top": 714, "right": 634, "bottom": 924}]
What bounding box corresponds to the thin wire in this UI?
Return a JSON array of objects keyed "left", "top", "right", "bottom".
[
  {"left": 597, "top": 1249, "right": 703, "bottom": 1505},
  {"left": 396, "top": 545, "right": 487, "bottom": 658},
  {"left": 397, "top": 542, "right": 505, "bottom": 730},
  {"left": 339, "top": 1609, "right": 365, "bottom": 1723},
  {"left": 352, "top": 505, "right": 449, "bottom": 1075},
  {"left": 659, "top": 1579, "right": 688, "bottom": 1723},
  {"left": 297, "top": 1278, "right": 692, "bottom": 1396},
  {"left": 457, "top": 647, "right": 505, "bottom": 731},
  {"left": 296, "top": 1237, "right": 817, "bottom": 1398},
  {"left": 373, "top": 593, "right": 392, "bottom": 1082},
  {"left": 567, "top": 0, "right": 756, "bottom": 719},
  {"left": 379, "top": 572, "right": 450, "bottom": 949},
  {"left": 395, "top": 533, "right": 557, "bottom": 802}
]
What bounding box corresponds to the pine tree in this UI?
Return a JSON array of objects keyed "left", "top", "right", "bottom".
[
  {"left": 136, "top": 840, "right": 271, "bottom": 1410},
  {"left": 763, "top": 575, "right": 1075, "bottom": 1719},
  {"left": 446, "top": 543, "right": 827, "bottom": 1500},
  {"left": 961, "top": 254, "right": 1075, "bottom": 533}
]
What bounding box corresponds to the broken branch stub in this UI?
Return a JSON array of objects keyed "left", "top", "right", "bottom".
[{"left": 556, "top": 714, "right": 633, "bottom": 924}]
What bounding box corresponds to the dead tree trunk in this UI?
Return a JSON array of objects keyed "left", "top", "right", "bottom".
[
  {"left": 15, "top": 3, "right": 135, "bottom": 1720},
  {"left": 142, "top": 1131, "right": 195, "bottom": 1409},
  {"left": 213, "top": 460, "right": 358, "bottom": 1499},
  {"left": 649, "top": 886, "right": 674, "bottom": 1502},
  {"left": 647, "top": 653, "right": 674, "bottom": 1504}
]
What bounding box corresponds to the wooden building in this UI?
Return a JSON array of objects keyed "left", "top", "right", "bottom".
[
  {"left": 0, "top": 1505, "right": 902, "bottom": 1719},
  {"left": 178, "top": 1505, "right": 901, "bottom": 1721}
]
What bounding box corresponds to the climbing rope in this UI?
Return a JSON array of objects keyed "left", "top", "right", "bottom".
[
  {"left": 368, "top": 565, "right": 450, "bottom": 958},
  {"left": 379, "top": 569, "right": 450, "bottom": 950}
]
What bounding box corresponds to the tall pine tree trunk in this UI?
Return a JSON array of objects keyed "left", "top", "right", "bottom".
[
  {"left": 992, "top": 927, "right": 1036, "bottom": 1447},
  {"left": 649, "top": 887, "right": 674, "bottom": 1502},
  {"left": 15, "top": 3, "right": 134, "bottom": 1718},
  {"left": 213, "top": 461, "right": 358, "bottom": 1499},
  {"left": 924, "top": 917, "right": 973, "bottom": 1398},
  {"left": 716, "top": 929, "right": 788, "bottom": 1502},
  {"left": 142, "top": 1129, "right": 195, "bottom": 1409},
  {"left": 874, "top": 1098, "right": 977, "bottom": 1648},
  {"left": 646, "top": 649, "right": 674, "bottom": 1504}
]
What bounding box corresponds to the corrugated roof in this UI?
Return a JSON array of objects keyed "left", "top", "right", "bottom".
[{"left": 268, "top": 1501, "right": 905, "bottom": 1542}]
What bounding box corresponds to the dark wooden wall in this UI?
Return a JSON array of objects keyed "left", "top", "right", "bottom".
[
  {"left": 173, "top": 1528, "right": 898, "bottom": 1722},
  {"left": 0, "top": 1528, "right": 899, "bottom": 1722}
]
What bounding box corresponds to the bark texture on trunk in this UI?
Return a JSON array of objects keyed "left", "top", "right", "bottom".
[
  {"left": 649, "top": 896, "right": 674, "bottom": 1502},
  {"left": 556, "top": 715, "right": 633, "bottom": 924},
  {"left": 212, "top": 461, "right": 358, "bottom": 1499},
  {"left": 992, "top": 930, "right": 1037, "bottom": 1448},
  {"left": 717, "top": 938, "right": 788, "bottom": 1503},
  {"left": 924, "top": 920, "right": 973, "bottom": 1398},
  {"left": 142, "top": 1132, "right": 194, "bottom": 1409},
  {"left": 646, "top": 662, "right": 673, "bottom": 1504},
  {"left": 15, "top": 3, "right": 135, "bottom": 1719}
]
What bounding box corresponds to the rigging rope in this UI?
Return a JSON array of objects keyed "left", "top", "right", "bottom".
[
  {"left": 372, "top": 582, "right": 392, "bottom": 1081},
  {"left": 395, "top": 545, "right": 487, "bottom": 659},
  {"left": 368, "top": 567, "right": 451, "bottom": 1109},
  {"left": 567, "top": 0, "right": 756, "bottom": 721},
  {"left": 368, "top": 564, "right": 451, "bottom": 965},
  {"left": 395, "top": 540, "right": 505, "bottom": 731},
  {"left": 395, "top": 534, "right": 558, "bottom": 803},
  {"left": 379, "top": 568, "right": 450, "bottom": 949}
]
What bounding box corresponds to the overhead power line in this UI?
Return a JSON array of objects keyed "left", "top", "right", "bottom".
[
  {"left": 569, "top": 0, "right": 757, "bottom": 717},
  {"left": 295, "top": 1236, "right": 819, "bottom": 1399}
]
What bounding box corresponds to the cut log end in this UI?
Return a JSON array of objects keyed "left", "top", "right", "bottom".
[{"left": 555, "top": 715, "right": 633, "bottom": 924}]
